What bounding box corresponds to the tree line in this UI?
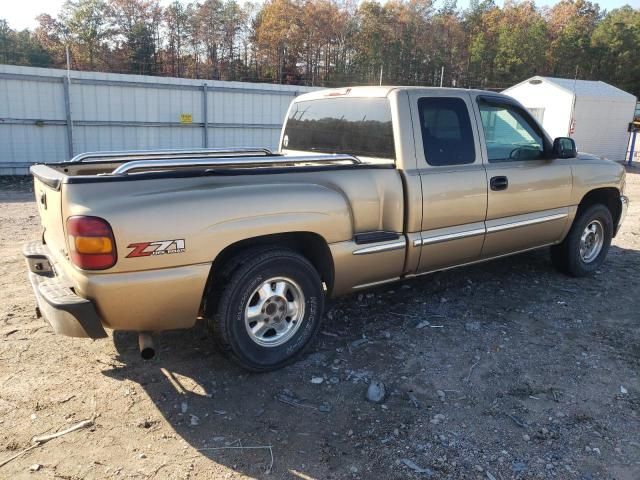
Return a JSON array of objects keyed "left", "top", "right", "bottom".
[{"left": 0, "top": 0, "right": 638, "bottom": 96}]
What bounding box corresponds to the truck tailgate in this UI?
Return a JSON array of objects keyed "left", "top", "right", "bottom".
[{"left": 31, "top": 165, "right": 68, "bottom": 263}]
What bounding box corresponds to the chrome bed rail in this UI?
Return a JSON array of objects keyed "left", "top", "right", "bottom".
[
  {"left": 70, "top": 147, "right": 274, "bottom": 163},
  {"left": 111, "top": 154, "right": 362, "bottom": 175}
]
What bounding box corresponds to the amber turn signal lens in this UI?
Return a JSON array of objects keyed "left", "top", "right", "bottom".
[
  {"left": 66, "top": 216, "right": 117, "bottom": 270},
  {"left": 74, "top": 236, "right": 113, "bottom": 254}
]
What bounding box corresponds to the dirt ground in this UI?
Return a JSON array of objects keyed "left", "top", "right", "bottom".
[{"left": 1, "top": 168, "right": 639, "bottom": 480}]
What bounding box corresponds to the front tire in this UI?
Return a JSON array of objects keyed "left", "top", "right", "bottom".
[
  {"left": 207, "top": 248, "right": 324, "bottom": 372},
  {"left": 551, "top": 204, "right": 613, "bottom": 277}
]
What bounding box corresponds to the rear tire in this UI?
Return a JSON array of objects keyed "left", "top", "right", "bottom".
[
  {"left": 207, "top": 248, "right": 324, "bottom": 372},
  {"left": 551, "top": 204, "right": 613, "bottom": 277}
]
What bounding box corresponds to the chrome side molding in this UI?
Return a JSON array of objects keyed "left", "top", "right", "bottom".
[
  {"left": 485, "top": 213, "right": 568, "bottom": 233},
  {"left": 352, "top": 277, "right": 402, "bottom": 290},
  {"left": 413, "top": 210, "right": 569, "bottom": 247},
  {"left": 414, "top": 227, "right": 485, "bottom": 247},
  {"left": 352, "top": 239, "right": 406, "bottom": 255}
]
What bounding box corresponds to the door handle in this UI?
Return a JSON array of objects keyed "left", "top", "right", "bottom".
[{"left": 490, "top": 176, "right": 508, "bottom": 191}]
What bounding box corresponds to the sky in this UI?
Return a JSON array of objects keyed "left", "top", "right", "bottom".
[{"left": 1, "top": 0, "right": 639, "bottom": 31}]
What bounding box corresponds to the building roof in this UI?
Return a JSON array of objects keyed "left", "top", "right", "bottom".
[{"left": 505, "top": 76, "right": 636, "bottom": 101}]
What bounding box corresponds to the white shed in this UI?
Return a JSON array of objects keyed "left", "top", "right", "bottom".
[{"left": 503, "top": 76, "right": 636, "bottom": 162}]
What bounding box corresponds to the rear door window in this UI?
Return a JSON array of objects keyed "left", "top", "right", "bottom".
[
  {"left": 418, "top": 97, "right": 476, "bottom": 166},
  {"left": 283, "top": 97, "right": 395, "bottom": 159}
]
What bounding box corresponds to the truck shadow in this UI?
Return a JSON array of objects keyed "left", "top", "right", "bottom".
[{"left": 101, "top": 243, "right": 640, "bottom": 478}]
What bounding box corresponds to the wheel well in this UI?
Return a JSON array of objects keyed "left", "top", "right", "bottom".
[
  {"left": 577, "top": 188, "right": 621, "bottom": 234},
  {"left": 201, "top": 232, "right": 334, "bottom": 315}
]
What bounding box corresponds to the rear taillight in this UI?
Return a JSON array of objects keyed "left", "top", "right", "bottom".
[{"left": 67, "top": 216, "right": 117, "bottom": 270}]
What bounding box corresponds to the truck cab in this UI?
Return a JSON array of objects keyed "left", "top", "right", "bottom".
[{"left": 281, "top": 87, "right": 625, "bottom": 284}]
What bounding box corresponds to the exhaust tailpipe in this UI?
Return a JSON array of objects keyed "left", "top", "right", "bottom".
[{"left": 138, "top": 332, "right": 155, "bottom": 360}]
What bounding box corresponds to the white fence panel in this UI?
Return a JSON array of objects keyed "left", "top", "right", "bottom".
[{"left": 0, "top": 65, "right": 316, "bottom": 175}]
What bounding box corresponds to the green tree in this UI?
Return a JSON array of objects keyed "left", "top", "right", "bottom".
[
  {"left": 197, "top": 0, "right": 224, "bottom": 78},
  {"left": 108, "top": 0, "right": 160, "bottom": 74},
  {"left": 546, "top": 0, "right": 601, "bottom": 78},
  {"left": 591, "top": 6, "right": 640, "bottom": 96},
  {"left": 0, "top": 19, "right": 16, "bottom": 64},
  {"left": 219, "top": 0, "right": 246, "bottom": 80},
  {"left": 1, "top": 19, "right": 53, "bottom": 67},
  {"left": 432, "top": 0, "right": 467, "bottom": 86},
  {"left": 14, "top": 30, "right": 52, "bottom": 66},
  {"left": 34, "top": 14, "right": 67, "bottom": 68},
  {"left": 128, "top": 21, "right": 155, "bottom": 74},
  {"left": 164, "top": 1, "right": 190, "bottom": 76},
  {"left": 465, "top": 0, "right": 498, "bottom": 87},
  {"left": 352, "top": 1, "right": 390, "bottom": 83},
  {"left": 493, "top": 0, "right": 548, "bottom": 84},
  {"left": 59, "top": 0, "right": 109, "bottom": 69}
]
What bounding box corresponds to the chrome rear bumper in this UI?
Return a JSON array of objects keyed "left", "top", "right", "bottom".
[{"left": 23, "top": 241, "right": 107, "bottom": 339}]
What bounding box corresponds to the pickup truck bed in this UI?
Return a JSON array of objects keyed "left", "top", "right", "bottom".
[{"left": 28, "top": 147, "right": 404, "bottom": 334}]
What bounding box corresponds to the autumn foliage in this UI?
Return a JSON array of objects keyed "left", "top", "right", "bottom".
[{"left": 0, "top": 0, "right": 638, "bottom": 96}]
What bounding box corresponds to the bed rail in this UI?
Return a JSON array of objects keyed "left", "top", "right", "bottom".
[
  {"left": 70, "top": 147, "right": 274, "bottom": 163},
  {"left": 111, "top": 154, "right": 361, "bottom": 175}
]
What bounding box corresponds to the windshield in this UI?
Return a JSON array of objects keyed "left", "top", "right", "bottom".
[{"left": 282, "top": 97, "right": 395, "bottom": 159}]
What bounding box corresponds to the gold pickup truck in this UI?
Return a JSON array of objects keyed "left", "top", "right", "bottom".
[{"left": 24, "top": 86, "right": 628, "bottom": 371}]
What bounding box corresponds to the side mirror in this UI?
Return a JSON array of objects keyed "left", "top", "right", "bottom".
[{"left": 552, "top": 137, "right": 577, "bottom": 159}]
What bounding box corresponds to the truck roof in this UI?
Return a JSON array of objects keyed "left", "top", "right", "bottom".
[{"left": 295, "top": 86, "right": 502, "bottom": 102}]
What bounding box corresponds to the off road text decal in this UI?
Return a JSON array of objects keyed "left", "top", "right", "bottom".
[{"left": 126, "top": 239, "right": 186, "bottom": 258}]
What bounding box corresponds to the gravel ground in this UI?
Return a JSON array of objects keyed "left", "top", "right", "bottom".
[{"left": 1, "top": 168, "right": 639, "bottom": 479}]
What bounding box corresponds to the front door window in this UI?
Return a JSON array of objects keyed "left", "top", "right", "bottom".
[{"left": 478, "top": 99, "right": 545, "bottom": 162}]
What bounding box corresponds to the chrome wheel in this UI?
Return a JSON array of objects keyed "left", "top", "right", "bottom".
[
  {"left": 244, "top": 277, "right": 305, "bottom": 347},
  {"left": 579, "top": 220, "right": 604, "bottom": 263}
]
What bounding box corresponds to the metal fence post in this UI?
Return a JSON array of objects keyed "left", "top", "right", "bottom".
[
  {"left": 62, "top": 76, "right": 74, "bottom": 158},
  {"left": 628, "top": 130, "right": 637, "bottom": 166},
  {"left": 202, "top": 83, "right": 208, "bottom": 148}
]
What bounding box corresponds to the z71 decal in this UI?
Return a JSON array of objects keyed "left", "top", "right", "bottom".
[{"left": 126, "top": 239, "right": 186, "bottom": 258}]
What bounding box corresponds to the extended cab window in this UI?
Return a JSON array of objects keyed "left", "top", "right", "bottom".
[
  {"left": 418, "top": 97, "right": 475, "bottom": 166},
  {"left": 478, "top": 99, "right": 544, "bottom": 162},
  {"left": 283, "top": 97, "right": 395, "bottom": 159}
]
